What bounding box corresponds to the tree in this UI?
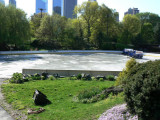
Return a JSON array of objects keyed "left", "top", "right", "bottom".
[
  {"left": 0, "top": 3, "right": 9, "bottom": 45},
  {"left": 90, "top": 24, "right": 104, "bottom": 49},
  {"left": 30, "top": 13, "right": 48, "bottom": 37},
  {"left": 98, "top": 4, "right": 116, "bottom": 36},
  {"left": 35, "top": 13, "right": 67, "bottom": 49},
  {"left": 7, "top": 5, "right": 30, "bottom": 46},
  {"left": 96, "top": 5, "right": 120, "bottom": 49},
  {"left": 63, "top": 18, "right": 84, "bottom": 49},
  {"left": 0, "top": 4, "right": 30, "bottom": 50},
  {"left": 136, "top": 12, "right": 160, "bottom": 27},
  {"left": 141, "top": 23, "right": 154, "bottom": 44},
  {"left": 121, "top": 15, "right": 141, "bottom": 44},
  {"left": 123, "top": 15, "right": 141, "bottom": 36},
  {"left": 155, "top": 23, "right": 160, "bottom": 44},
  {"left": 75, "top": 1, "right": 99, "bottom": 42},
  {"left": 77, "top": 3, "right": 119, "bottom": 49}
]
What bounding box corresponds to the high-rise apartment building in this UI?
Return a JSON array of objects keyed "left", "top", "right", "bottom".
[
  {"left": 124, "top": 8, "right": 139, "bottom": 16},
  {"left": 9, "top": 0, "right": 16, "bottom": 7},
  {"left": 63, "top": 0, "right": 77, "bottom": 18},
  {"left": 0, "top": 0, "right": 5, "bottom": 5},
  {"left": 36, "top": 0, "right": 48, "bottom": 14},
  {"left": 53, "top": 0, "right": 62, "bottom": 15},
  {"left": 133, "top": 8, "right": 139, "bottom": 14}
]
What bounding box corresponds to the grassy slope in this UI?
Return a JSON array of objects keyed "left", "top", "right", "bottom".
[{"left": 1, "top": 79, "right": 124, "bottom": 120}]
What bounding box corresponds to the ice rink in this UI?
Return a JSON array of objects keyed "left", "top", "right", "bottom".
[{"left": 0, "top": 53, "right": 160, "bottom": 78}]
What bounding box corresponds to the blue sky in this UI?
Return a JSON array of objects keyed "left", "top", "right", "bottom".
[{"left": 4, "top": 0, "right": 160, "bottom": 21}]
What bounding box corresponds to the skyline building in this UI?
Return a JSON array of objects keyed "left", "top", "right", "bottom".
[
  {"left": 36, "top": 0, "right": 48, "bottom": 14},
  {"left": 124, "top": 8, "right": 139, "bottom": 16},
  {"left": 35, "top": 0, "right": 77, "bottom": 18},
  {"left": 63, "top": 0, "right": 77, "bottom": 18},
  {"left": 0, "top": 0, "right": 5, "bottom": 5},
  {"left": 133, "top": 8, "right": 139, "bottom": 14},
  {"left": 53, "top": 0, "right": 62, "bottom": 15},
  {"left": 9, "top": 0, "right": 16, "bottom": 7},
  {"left": 88, "top": 0, "right": 96, "bottom": 2}
]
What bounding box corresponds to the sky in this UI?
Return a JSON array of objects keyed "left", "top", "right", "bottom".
[{"left": 4, "top": 0, "right": 160, "bottom": 21}]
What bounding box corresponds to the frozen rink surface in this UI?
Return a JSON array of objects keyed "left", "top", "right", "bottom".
[{"left": 0, "top": 53, "right": 160, "bottom": 78}]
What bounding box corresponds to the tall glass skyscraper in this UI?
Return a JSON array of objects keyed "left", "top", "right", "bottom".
[
  {"left": 88, "top": 0, "right": 96, "bottom": 1},
  {"left": 9, "top": 0, "right": 16, "bottom": 7},
  {"left": 63, "top": 0, "right": 77, "bottom": 18},
  {"left": 0, "top": 0, "right": 5, "bottom": 5},
  {"left": 53, "top": 0, "right": 61, "bottom": 15},
  {"left": 36, "top": 0, "right": 48, "bottom": 14}
]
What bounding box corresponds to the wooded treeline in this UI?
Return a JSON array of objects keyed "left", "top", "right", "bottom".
[
  {"left": 0, "top": 2, "right": 160, "bottom": 51},
  {"left": 0, "top": 3, "right": 30, "bottom": 50}
]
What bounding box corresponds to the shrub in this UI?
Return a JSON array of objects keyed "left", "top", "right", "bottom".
[
  {"left": 10, "top": 73, "right": 24, "bottom": 84},
  {"left": 76, "top": 86, "right": 123, "bottom": 103},
  {"left": 115, "top": 58, "right": 137, "bottom": 86},
  {"left": 23, "top": 74, "right": 32, "bottom": 82},
  {"left": 77, "top": 87, "right": 101, "bottom": 100},
  {"left": 91, "top": 77, "right": 97, "bottom": 81},
  {"left": 48, "top": 75, "right": 55, "bottom": 80},
  {"left": 82, "top": 74, "right": 91, "bottom": 81},
  {"left": 69, "top": 76, "right": 77, "bottom": 80},
  {"left": 99, "top": 94, "right": 105, "bottom": 100},
  {"left": 41, "top": 72, "right": 48, "bottom": 80},
  {"left": 125, "top": 58, "right": 137, "bottom": 72},
  {"left": 41, "top": 76, "right": 45, "bottom": 80},
  {"left": 115, "top": 69, "right": 127, "bottom": 86},
  {"left": 32, "top": 73, "right": 41, "bottom": 80},
  {"left": 99, "top": 78, "right": 104, "bottom": 81},
  {"left": 124, "top": 60, "right": 160, "bottom": 120},
  {"left": 106, "top": 75, "right": 115, "bottom": 81},
  {"left": 76, "top": 74, "right": 82, "bottom": 80}
]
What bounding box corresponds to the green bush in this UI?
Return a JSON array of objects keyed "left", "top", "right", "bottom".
[
  {"left": 124, "top": 60, "right": 160, "bottom": 120},
  {"left": 23, "top": 74, "right": 32, "bottom": 82},
  {"left": 76, "top": 73, "right": 91, "bottom": 81},
  {"left": 76, "top": 86, "right": 123, "bottom": 103},
  {"left": 99, "top": 78, "right": 104, "bottom": 81},
  {"left": 77, "top": 87, "right": 101, "bottom": 100},
  {"left": 91, "top": 77, "right": 97, "bottom": 81},
  {"left": 9, "top": 73, "right": 24, "bottom": 84},
  {"left": 32, "top": 73, "right": 41, "bottom": 80},
  {"left": 41, "top": 76, "right": 45, "bottom": 80},
  {"left": 106, "top": 75, "right": 115, "bottom": 81},
  {"left": 69, "top": 76, "right": 77, "bottom": 80},
  {"left": 41, "top": 72, "right": 48, "bottom": 80},
  {"left": 48, "top": 75, "right": 55, "bottom": 80},
  {"left": 115, "top": 58, "right": 137, "bottom": 86},
  {"left": 76, "top": 74, "right": 82, "bottom": 80},
  {"left": 82, "top": 74, "right": 91, "bottom": 81}
]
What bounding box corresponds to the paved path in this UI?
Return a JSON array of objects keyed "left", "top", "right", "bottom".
[
  {"left": 0, "top": 107, "right": 14, "bottom": 120},
  {"left": 0, "top": 78, "right": 14, "bottom": 120}
]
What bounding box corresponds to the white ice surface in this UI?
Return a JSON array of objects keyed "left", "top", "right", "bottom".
[{"left": 0, "top": 53, "right": 160, "bottom": 78}]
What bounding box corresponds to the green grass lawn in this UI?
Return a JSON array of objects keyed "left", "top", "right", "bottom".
[{"left": 1, "top": 79, "right": 124, "bottom": 120}]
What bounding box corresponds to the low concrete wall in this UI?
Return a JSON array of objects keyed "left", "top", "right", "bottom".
[
  {"left": 22, "top": 69, "right": 121, "bottom": 76},
  {"left": 0, "top": 50, "right": 122, "bottom": 55}
]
